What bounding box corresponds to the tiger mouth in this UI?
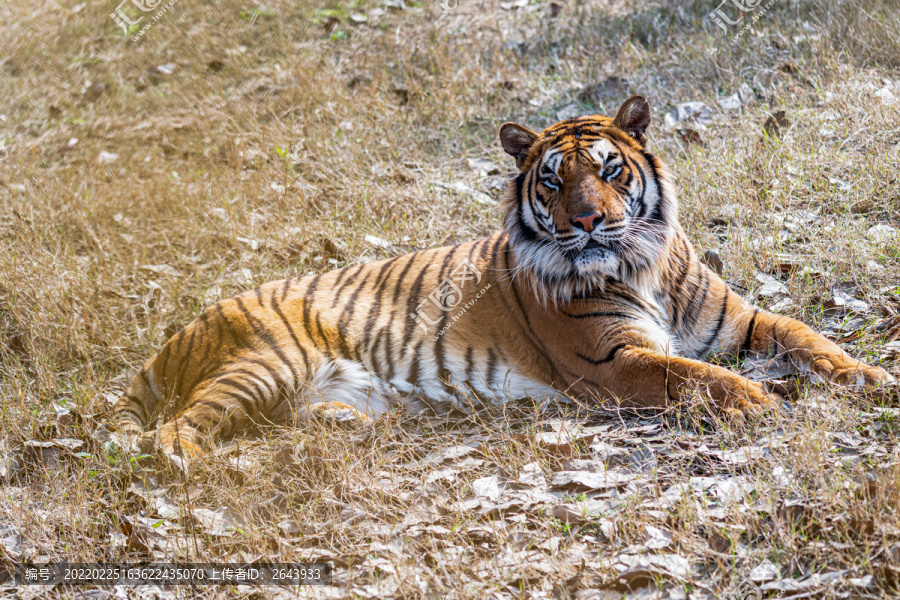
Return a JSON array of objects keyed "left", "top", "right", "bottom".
[
  {"left": 582, "top": 239, "right": 616, "bottom": 253},
  {"left": 583, "top": 239, "right": 606, "bottom": 251}
]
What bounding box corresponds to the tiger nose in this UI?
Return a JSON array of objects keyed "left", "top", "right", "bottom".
[{"left": 572, "top": 212, "right": 603, "bottom": 233}]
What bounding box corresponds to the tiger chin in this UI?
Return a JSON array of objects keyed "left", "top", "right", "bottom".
[{"left": 111, "top": 95, "right": 894, "bottom": 464}]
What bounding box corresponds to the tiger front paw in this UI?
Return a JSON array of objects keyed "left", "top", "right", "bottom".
[
  {"left": 813, "top": 357, "right": 895, "bottom": 388},
  {"left": 720, "top": 380, "right": 781, "bottom": 422}
]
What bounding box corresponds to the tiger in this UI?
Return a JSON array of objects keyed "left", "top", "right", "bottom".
[{"left": 112, "top": 95, "right": 894, "bottom": 464}]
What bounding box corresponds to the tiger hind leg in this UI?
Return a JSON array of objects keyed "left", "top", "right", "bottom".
[
  {"left": 157, "top": 357, "right": 388, "bottom": 464},
  {"left": 157, "top": 375, "right": 276, "bottom": 461}
]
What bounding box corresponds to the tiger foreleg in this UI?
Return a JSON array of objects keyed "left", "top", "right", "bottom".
[
  {"left": 588, "top": 345, "right": 781, "bottom": 420},
  {"left": 736, "top": 308, "right": 894, "bottom": 388}
]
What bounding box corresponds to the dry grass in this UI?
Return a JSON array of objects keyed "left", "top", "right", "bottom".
[{"left": 1, "top": 0, "right": 900, "bottom": 598}]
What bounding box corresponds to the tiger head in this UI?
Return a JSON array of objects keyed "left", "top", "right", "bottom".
[{"left": 499, "top": 95, "right": 677, "bottom": 304}]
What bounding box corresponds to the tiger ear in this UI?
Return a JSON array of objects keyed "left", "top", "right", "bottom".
[
  {"left": 612, "top": 95, "right": 651, "bottom": 145},
  {"left": 499, "top": 122, "right": 539, "bottom": 170}
]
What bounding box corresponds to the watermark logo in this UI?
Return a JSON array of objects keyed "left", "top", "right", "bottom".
[
  {"left": 709, "top": 0, "right": 780, "bottom": 39},
  {"left": 410, "top": 259, "right": 490, "bottom": 340},
  {"left": 109, "top": 0, "right": 184, "bottom": 41},
  {"left": 725, "top": 559, "right": 780, "bottom": 600},
  {"left": 110, "top": 0, "right": 159, "bottom": 33},
  {"left": 438, "top": 0, "right": 458, "bottom": 14},
  {"left": 288, "top": 139, "right": 305, "bottom": 166}
]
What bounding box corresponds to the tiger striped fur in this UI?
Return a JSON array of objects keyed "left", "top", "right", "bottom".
[{"left": 112, "top": 95, "right": 894, "bottom": 461}]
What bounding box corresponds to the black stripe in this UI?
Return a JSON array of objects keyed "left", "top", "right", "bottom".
[
  {"left": 503, "top": 235, "right": 563, "bottom": 383},
  {"left": 241, "top": 357, "right": 287, "bottom": 395},
  {"left": 380, "top": 254, "right": 419, "bottom": 371},
  {"left": 215, "top": 303, "right": 254, "bottom": 353},
  {"left": 432, "top": 245, "right": 462, "bottom": 394},
  {"left": 696, "top": 294, "right": 730, "bottom": 357},
  {"left": 314, "top": 311, "right": 332, "bottom": 355},
  {"left": 391, "top": 254, "right": 418, "bottom": 304},
  {"left": 220, "top": 390, "right": 257, "bottom": 420},
  {"left": 561, "top": 310, "right": 635, "bottom": 320},
  {"left": 672, "top": 238, "right": 692, "bottom": 291},
  {"left": 333, "top": 267, "right": 348, "bottom": 288},
  {"left": 216, "top": 377, "right": 259, "bottom": 403},
  {"left": 383, "top": 327, "right": 395, "bottom": 381},
  {"left": 280, "top": 277, "right": 293, "bottom": 303},
  {"left": 485, "top": 348, "right": 497, "bottom": 388},
  {"left": 173, "top": 326, "right": 199, "bottom": 400},
  {"left": 465, "top": 346, "right": 474, "bottom": 383},
  {"left": 331, "top": 265, "right": 363, "bottom": 308},
  {"left": 234, "top": 297, "right": 300, "bottom": 388},
  {"left": 269, "top": 287, "right": 310, "bottom": 373},
  {"left": 400, "top": 258, "right": 432, "bottom": 358},
  {"left": 514, "top": 172, "right": 525, "bottom": 206},
  {"left": 336, "top": 273, "right": 372, "bottom": 359},
  {"left": 119, "top": 394, "right": 151, "bottom": 420},
  {"left": 158, "top": 332, "right": 178, "bottom": 395},
  {"left": 738, "top": 308, "right": 759, "bottom": 359},
  {"left": 178, "top": 415, "right": 199, "bottom": 430},
  {"left": 626, "top": 152, "right": 647, "bottom": 219},
  {"left": 230, "top": 368, "right": 274, "bottom": 399},
  {"left": 229, "top": 368, "right": 277, "bottom": 394},
  {"left": 408, "top": 340, "right": 423, "bottom": 388},
  {"left": 370, "top": 330, "right": 383, "bottom": 375},
  {"left": 641, "top": 150, "right": 665, "bottom": 225},
  {"left": 362, "top": 259, "right": 401, "bottom": 364},
  {"left": 488, "top": 234, "right": 505, "bottom": 270},
  {"left": 181, "top": 312, "right": 221, "bottom": 400},
  {"left": 772, "top": 317, "right": 783, "bottom": 357},
  {"left": 302, "top": 274, "right": 323, "bottom": 346},
  {"left": 577, "top": 344, "right": 626, "bottom": 365},
  {"left": 679, "top": 266, "right": 710, "bottom": 332}
]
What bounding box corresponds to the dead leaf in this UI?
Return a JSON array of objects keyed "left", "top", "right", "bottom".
[
  {"left": 664, "top": 102, "right": 712, "bottom": 128},
  {"left": 677, "top": 128, "right": 704, "bottom": 147},
  {"left": 472, "top": 475, "right": 501, "bottom": 502},
  {"left": 755, "top": 271, "right": 788, "bottom": 298},
  {"left": 550, "top": 470, "right": 636, "bottom": 491},
  {"left": 763, "top": 110, "right": 789, "bottom": 137},
  {"left": 517, "top": 462, "right": 547, "bottom": 489},
  {"left": 83, "top": 81, "right": 108, "bottom": 103},
  {"left": 644, "top": 525, "right": 673, "bottom": 550},
  {"left": 466, "top": 158, "right": 500, "bottom": 176},
  {"left": 140, "top": 264, "right": 184, "bottom": 277},
  {"left": 701, "top": 445, "right": 764, "bottom": 466},
  {"left": 702, "top": 250, "right": 724, "bottom": 276}
]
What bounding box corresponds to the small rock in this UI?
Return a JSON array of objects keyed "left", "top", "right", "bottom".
[
  {"left": 466, "top": 158, "right": 500, "bottom": 176},
  {"left": 868, "top": 224, "right": 899, "bottom": 243},
  {"left": 755, "top": 272, "right": 788, "bottom": 298},
  {"left": 717, "top": 83, "right": 754, "bottom": 110},
  {"left": 364, "top": 234, "right": 392, "bottom": 249},
  {"left": 98, "top": 151, "right": 119, "bottom": 164},
  {"left": 664, "top": 102, "right": 712, "bottom": 128},
  {"left": 579, "top": 76, "right": 629, "bottom": 105}
]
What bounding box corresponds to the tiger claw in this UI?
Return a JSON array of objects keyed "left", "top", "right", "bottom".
[
  {"left": 813, "top": 359, "right": 894, "bottom": 389},
  {"left": 307, "top": 401, "right": 370, "bottom": 424}
]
